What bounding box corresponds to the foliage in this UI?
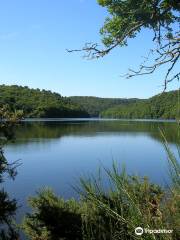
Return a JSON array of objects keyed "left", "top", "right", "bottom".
[
  {"left": 0, "top": 105, "right": 23, "bottom": 240},
  {"left": 0, "top": 104, "right": 23, "bottom": 141},
  {"left": 101, "top": 90, "right": 180, "bottom": 119},
  {"left": 79, "top": 168, "right": 164, "bottom": 240},
  {"left": 160, "top": 129, "right": 180, "bottom": 237},
  {"left": 22, "top": 188, "right": 83, "bottom": 240},
  {"left": 69, "top": 96, "right": 138, "bottom": 117},
  {"left": 0, "top": 85, "right": 178, "bottom": 119},
  {"left": 0, "top": 85, "right": 89, "bottom": 118},
  {"left": 0, "top": 190, "right": 18, "bottom": 240},
  {"left": 69, "top": 0, "right": 180, "bottom": 89},
  {"left": 23, "top": 136, "right": 180, "bottom": 240}
]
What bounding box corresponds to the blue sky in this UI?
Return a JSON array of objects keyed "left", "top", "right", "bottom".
[{"left": 0, "top": 0, "right": 179, "bottom": 98}]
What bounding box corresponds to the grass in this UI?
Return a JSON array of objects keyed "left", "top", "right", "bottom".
[{"left": 22, "top": 131, "right": 180, "bottom": 240}]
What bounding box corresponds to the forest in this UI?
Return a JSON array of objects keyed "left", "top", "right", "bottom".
[
  {"left": 0, "top": 85, "right": 89, "bottom": 118},
  {"left": 0, "top": 0, "right": 180, "bottom": 239},
  {"left": 69, "top": 96, "right": 138, "bottom": 117},
  {"left": 0, "top": 85, "right": 179, "bottom": 119},
  {"left": 101, "top": 90, "right": 179, "bottom": 120}
]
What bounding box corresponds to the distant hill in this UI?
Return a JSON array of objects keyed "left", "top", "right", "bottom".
[
  {"left": 0, "top": 85, "right": 89, "bottom": 118},
  {"left": 101, "top": 90, "right": 179, "bottom": 119},
  {"left": 69, "top": 96, "right": 139, "bottom": 117},
  {"left": 0, "top": 85, "right": 179, "bottom": 119}
]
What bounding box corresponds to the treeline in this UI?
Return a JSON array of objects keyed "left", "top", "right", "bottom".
[
  {"left": 101, "top": 90, "right": 179, "bottom": 120},
  {"left": 1, "top": 106, "right": 180, "bottom": 240},
  {"left": 0, "top": 85, "right": 89, "bottom": 118},
  {"left": 69, "top": 96, "right": 138, "bottom": 117},
  {"left": 0, "top": 85, "right": 179, "bottom": 119}
]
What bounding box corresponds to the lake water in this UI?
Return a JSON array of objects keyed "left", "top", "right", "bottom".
[{"left": 3, "top": 119, "right": 179, "bottom": 223}]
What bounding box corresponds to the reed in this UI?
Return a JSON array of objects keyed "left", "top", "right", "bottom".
[{"left": 22, "top": 131, "right": 180, "bottom": 240}]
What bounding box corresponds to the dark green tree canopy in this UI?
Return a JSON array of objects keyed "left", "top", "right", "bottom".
[
  {"left": 68, "top": 0, "right": 180, "bottom": 89},
  {"left": 0, "top": 85, "right": 89, "bottom": 118},
  {"left": 0, "top": 106, "right": 23, "bottom": 239}
]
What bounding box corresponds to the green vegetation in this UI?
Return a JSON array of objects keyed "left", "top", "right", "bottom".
[
  {"left": 22, "top": 138, "right": 180, "bottom": 240},
  {"left": 22, "top": 189, "right": 82, "bottom": 240},
  {"left": 0, "top": 105, "right": 23, "bottom": 240},
  {"left": 101, "top": 90, "right": 179, "bottom": 119},
  {"left": 0, "top": 85, "right": 89, "bottom": 118},
  {"left": 1, "top": 1, "right": 179, "bottom": 239},
  {"left": 1, "top": 104, "right": 179, "bottom": 240},
  {"left": 69, "top": 96, "right": 138, "bottom": 117},
  {"left": 0, "top": 85, "right": 179, "bottom": 119},
  {"left": 74, "top": 0, "right": 179, "bottom": 89}
]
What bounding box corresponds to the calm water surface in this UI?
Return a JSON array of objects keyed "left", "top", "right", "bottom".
[{"left": 3, "top": 119, "right": 179, "bottom": 222}]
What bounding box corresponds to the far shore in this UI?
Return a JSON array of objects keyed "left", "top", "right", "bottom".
[{"left": 21, "top": 118, "right": 177, "bottom": 123}]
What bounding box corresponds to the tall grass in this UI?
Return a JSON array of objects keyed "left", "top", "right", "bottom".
[
  {"left": 78, "top": 129, "right": 180, "bottom": 240},
  {"left": 22, "top": 131, "right": 180, "bottom": 240}
]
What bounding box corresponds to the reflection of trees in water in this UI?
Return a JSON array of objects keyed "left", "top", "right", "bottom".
[
  {"left": 13, "top": 121, "right": 179, "bottom": 145},
  {"left": 0, "top": 106, "right": 22, "bottom": 239}
]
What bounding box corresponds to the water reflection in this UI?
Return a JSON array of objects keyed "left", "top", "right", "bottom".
[
  {"left": 3, "top": 119, "right": 179, "bottom": 233},
  {"left": 12, "top": 120, "right": 179, "bottom": 145}
]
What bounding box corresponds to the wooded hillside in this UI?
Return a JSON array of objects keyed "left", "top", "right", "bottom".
[
  {"left": 0, "top": 85, "right": 178, "bottom": 119},
  {"left": 101, "top": 91, "right": 179, "bottom": 119},
  {"left": 0, "top": 85, "right": 89, "bottom": 118},
  {"left": 69, "top": 96, "right": 138, "bottom": 117}
]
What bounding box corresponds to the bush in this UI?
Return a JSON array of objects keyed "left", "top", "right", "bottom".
[
  {"left": 22, "top": 188, "right": 82, "bottom": 240},
  {"left": 22, "top": 132, "right": 180, "bottom": 240}
]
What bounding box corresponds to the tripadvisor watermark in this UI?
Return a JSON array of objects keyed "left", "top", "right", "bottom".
[{"left": 135, "top": 227, "right": 173, "bottom": 236}]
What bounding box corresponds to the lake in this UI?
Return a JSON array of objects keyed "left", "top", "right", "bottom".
[{"left": 3, "top": 119, "right": 179, "bottom": 223}]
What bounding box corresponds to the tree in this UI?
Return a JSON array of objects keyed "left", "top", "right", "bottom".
[
  {"left": 0, "top": 105, "right": 23, "bottom": 240},
  {"left": 68, "top": 0, "right": 180, "bottom": 90},
  {"left": 0, "top": 85, "right": 89, "bottom": 118}
]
